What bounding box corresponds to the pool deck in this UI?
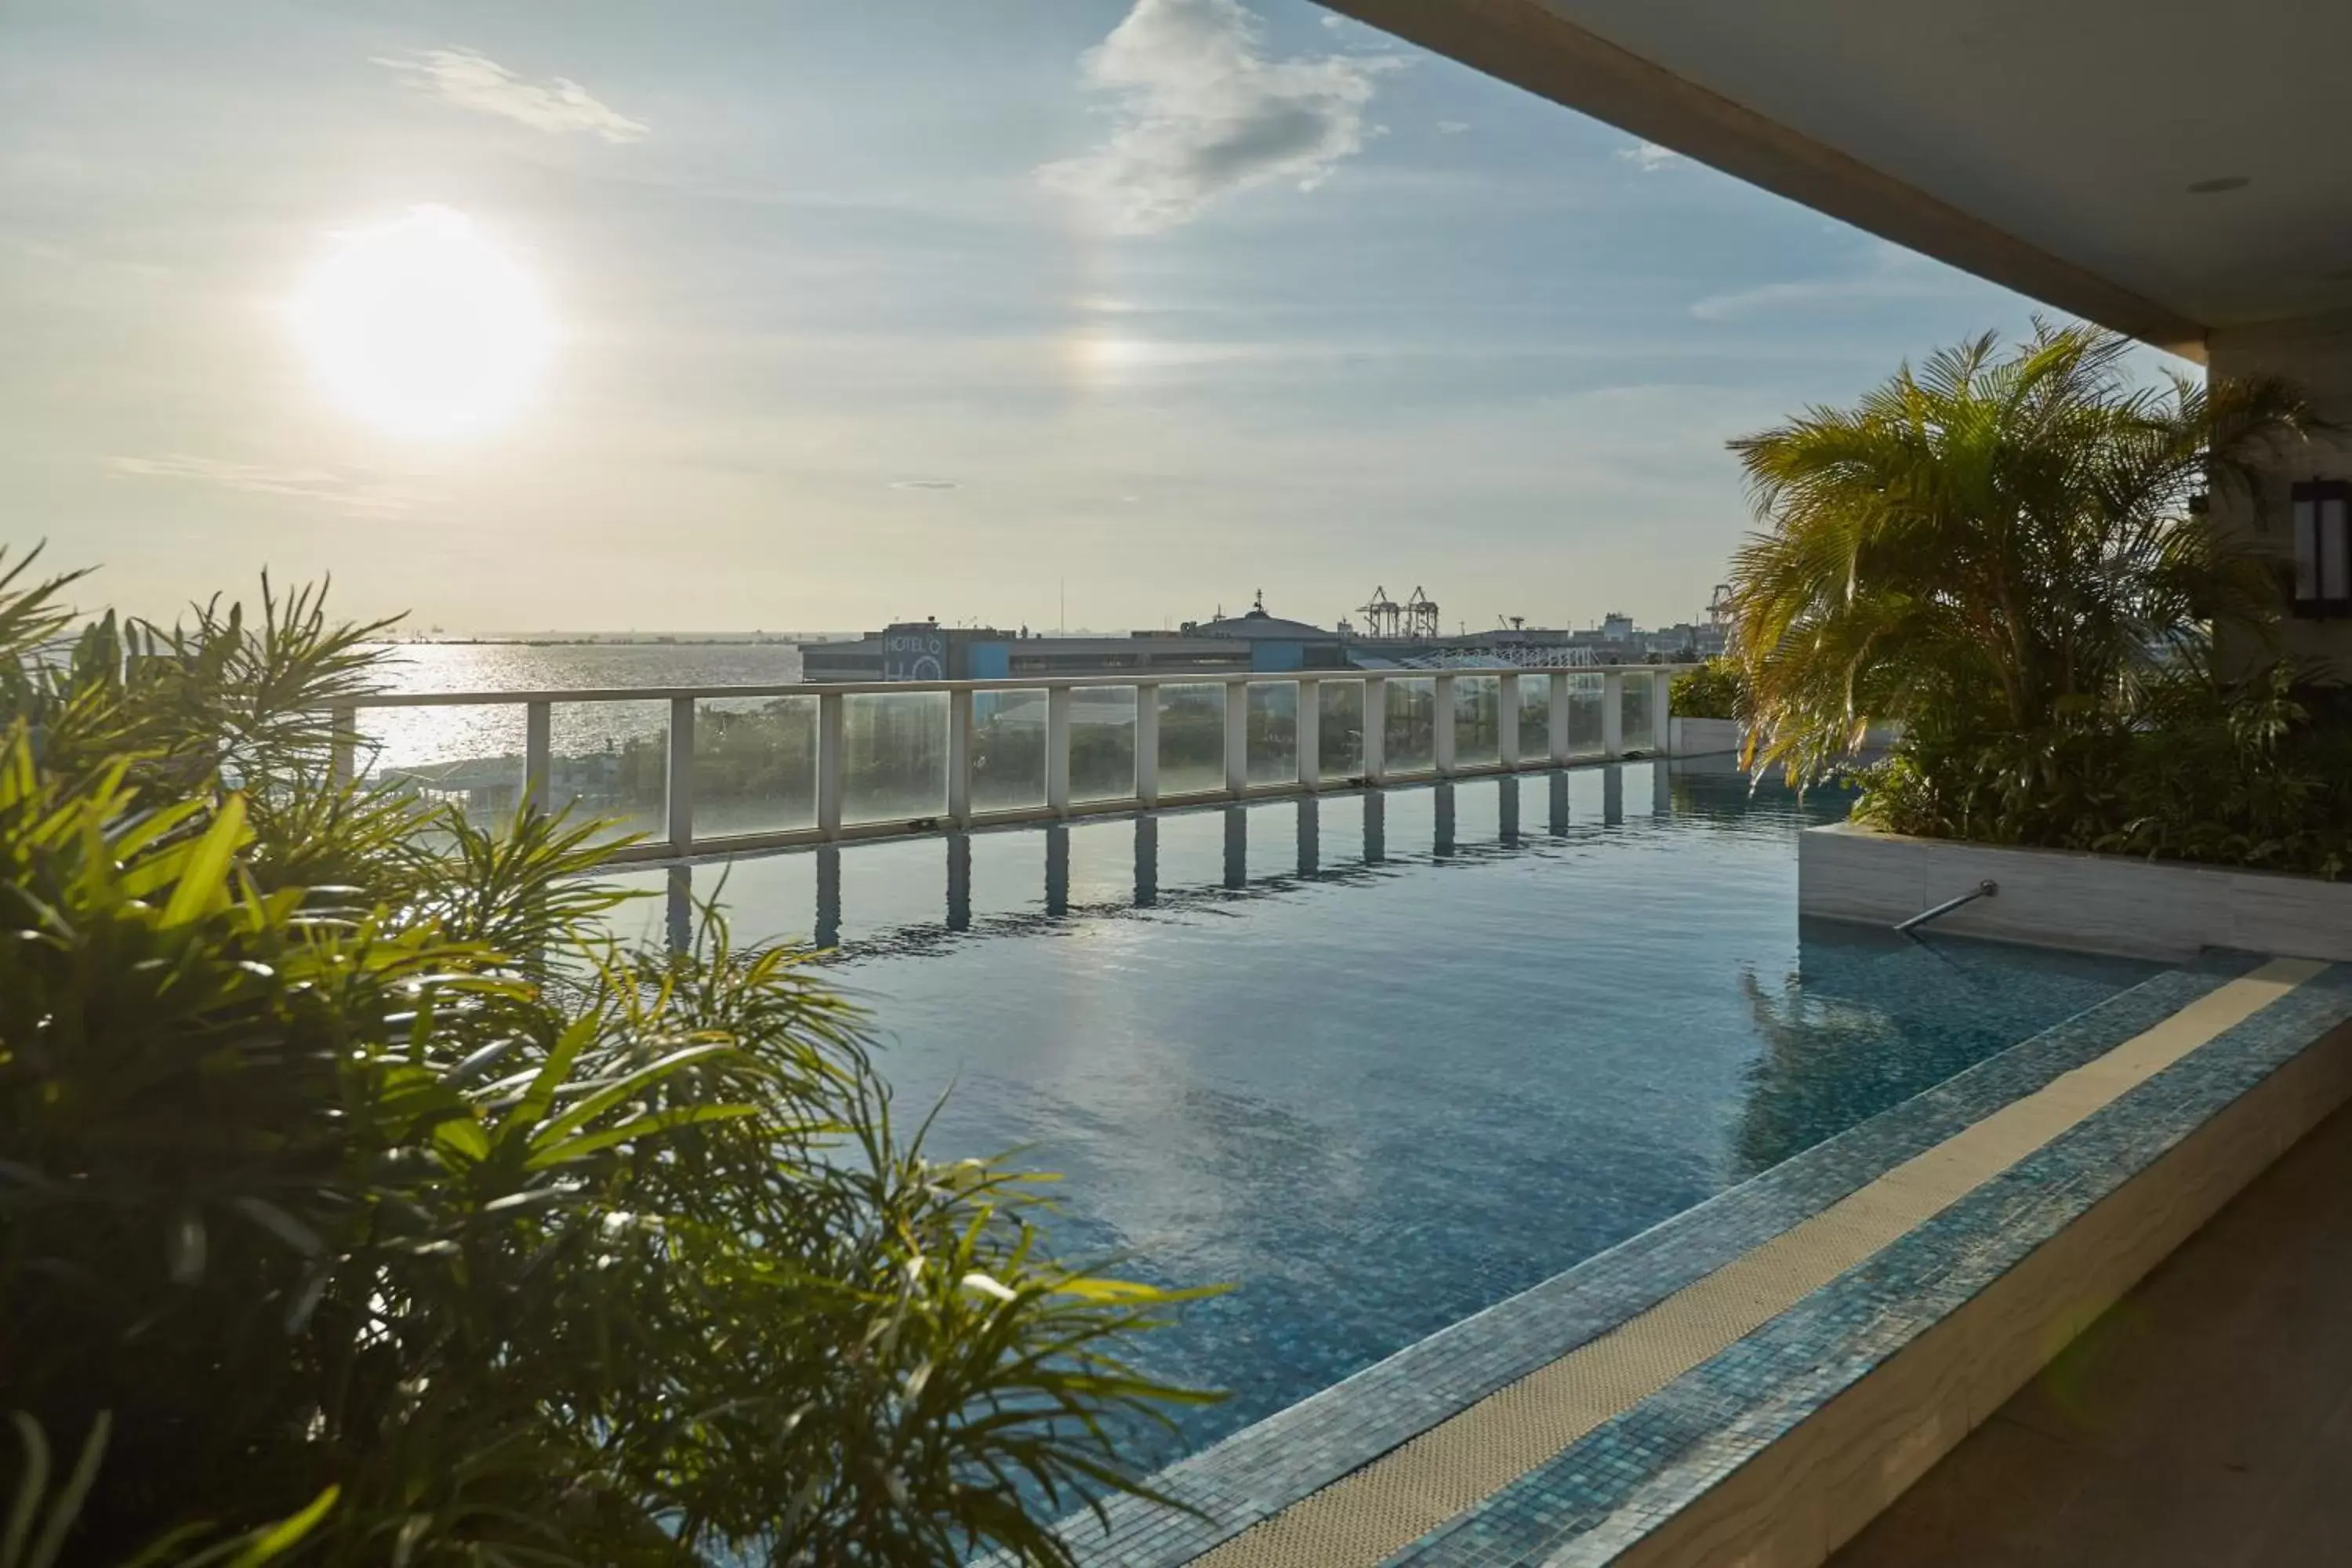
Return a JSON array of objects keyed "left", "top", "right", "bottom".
[{"left": 1831, "top": 1099, "right": 2352, "bottom": 1568}]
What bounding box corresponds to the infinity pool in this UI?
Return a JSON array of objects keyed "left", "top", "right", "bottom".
[{"left": 621, "top": 762, "right": 2160, "bottom": 1463}]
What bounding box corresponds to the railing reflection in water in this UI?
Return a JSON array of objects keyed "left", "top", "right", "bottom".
[{"left": 644, "top": 763, "right": 1672, "bottom": 956}]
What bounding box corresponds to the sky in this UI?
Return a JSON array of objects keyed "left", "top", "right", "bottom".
[{"left": 0, "top": 0, "right": 2145, "bottom": 635}]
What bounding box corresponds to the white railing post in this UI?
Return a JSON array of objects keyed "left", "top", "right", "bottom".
[
  {"left": 1135, "top": 683, "right": 1160, "bottom": 808},
  {"left": 1602, "top": 670, "right": 1626, "bottom": 760},
  {"left": 1046, "top": 685, "right": 1073, "bottom": 815},
  {"left": 1653, "top": 669, "right": 1675, "bottom": 757},
  {"left": 1433, "top": 673, "right": 1457, "bottom": 776},
  {"left": 1224, "top": 678, "right": 1249, "bottom": 797},
  {"left": 816, "top": 691, "right": 845, "bottom": 839},
  {"left": 1549, "top": 671, "right": 1572, "bottom": 765},
  {"left": 329, "top": 705, "right": 358, "bottom": 788},
  {"left": 1497, "top": 673, "right": 1519, "bottom": 768},
  {"left": 524, "top": 700, "right": 551, "bottom": 813},
  {"left": 666, "top": 696, "right": 695, "bottom": 855},
  {"left": 1363, "top": 677, "right": 1388, "bottom": 783},
  {"left": 1295, "top": 677, "right": 1320, "bottom": 791},
  {"left": 947, "top": 688, "right": 973, "bottom": 826}
]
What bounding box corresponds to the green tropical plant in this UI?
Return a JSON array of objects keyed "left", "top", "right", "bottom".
[
  {"left": 1858, "top": 662, "right": 2352, "bottom": 877},
  {"left": 3, "top": 1414, "right": 336, "bottom": 1568},
  {"left": 0, "top": 546, "right": 1211, "bottom": 1566},
  {"left": 1720, "top": 322, "right": 2352, "bottom": 878},
  {"left": 1725, "top": 321, "right": 2309, "bottom": 785},
  {"left": 1668, "top": 659, "right": 1745, "bottom": 722}
]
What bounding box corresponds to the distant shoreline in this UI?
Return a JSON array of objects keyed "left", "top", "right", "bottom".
[{"left": 379, "top": 635, "right": 851, "bottom": 648}]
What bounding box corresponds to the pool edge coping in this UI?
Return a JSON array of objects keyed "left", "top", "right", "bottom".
[{"left": 1380, "top": 960, "right": 2352, "bottom": 1567}]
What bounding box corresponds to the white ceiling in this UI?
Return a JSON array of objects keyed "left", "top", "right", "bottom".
[{"left": 1369, "top": 0, "right": 2352, "bottom": 336}]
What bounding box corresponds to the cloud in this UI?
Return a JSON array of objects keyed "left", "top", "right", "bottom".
[
  {"left": 376, "top": 48, "right": 648, "bottom": 143},
  {"left": 1688, "top": 247, "right": 1972, "bottom": 321},
  {"left": 1436, "top": 119, "right": 1470, "bottom": 136},
  {"left": 1320, "top": 12, "right": 1344, "bottom": 27},
  {"left": 1038, "top": 0, "right": 1403, "bottom": 234},
  {"left": 1617, "top": 141, "right": 1682, "bottom": 172},
  {"left": 887, "top": 478, "right": 960, "bottom": 491},
  {"left": 110, "top": 455, "right": 417, "bottom": 517}
]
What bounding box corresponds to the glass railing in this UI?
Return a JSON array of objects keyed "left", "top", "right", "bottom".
[
  {"left": 328, "top": 665, "right": 1681, "bottom": 862},
  {"left": 1156, "top": 681, "right": 1226, "bottom": 797},
  {"left": 1317, "top": 679, "right": 1366, "bottom": 782},
  {"left": 1621, "top": 673, "right": 1657, "bottom": 755},
  {"left": 1452, "top": 675, "right": 1500, "bottom": 768},
  {"left": 1516, "top": 674, "right": 1552, "bottom": 760},
  {"left": 1069, "top": 685, "right": 1138, "bottom": 804},
  {"left": 693, "top": 693, "right": 818, "bottom": 837},
  {"left": 356, "top": 701, "right": 525, "bottom": 836},
  {"left": 1384, "top": 677, "right": 1437, "bottom": 775},
  {"left": 1246, "top": 681, "right": 1298, "bottom": 786},
  {"left": 551, "top": 698, "right": 670, "bottom": 845},
  {"left": 1566, "top": 672, "right": 1606, "bottom": 757},
  {"left": 843, "top": 690, "right": 948, "bottom": 825},
  {"left": 970, "top": 687, "right": 1047, "bottom": 814}
]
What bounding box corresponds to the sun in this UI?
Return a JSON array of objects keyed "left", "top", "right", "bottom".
[{"left": 291, "top": 205, "right": 552, "bottom": 440}]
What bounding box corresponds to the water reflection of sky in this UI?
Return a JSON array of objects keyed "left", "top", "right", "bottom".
[{"left": 603, "top": 766, "right": 2161, "bottom": 1464}]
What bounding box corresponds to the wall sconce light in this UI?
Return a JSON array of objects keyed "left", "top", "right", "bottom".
[{"left": 2290, "top": 479, "right": 2351, "bottom": 618}]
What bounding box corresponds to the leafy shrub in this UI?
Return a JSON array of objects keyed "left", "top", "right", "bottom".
[
  {"left": 1855, "top": 664, "right": 2352, "bottom": 879},
  {"left": 1722, "top": 321, "right": 2350, "bottom": 878},
  {"left": 0, "top": 550, "right": 1207, "bottom": 1566},
  {"left": 1668, "top": 659, "right": 1745, "bottom": 721}
]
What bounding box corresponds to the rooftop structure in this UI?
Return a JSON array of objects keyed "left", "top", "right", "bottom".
[
  {"left": 805, "top": 596, "right": 1724, "bottom": 683},
  {"left": 800, "top": 621, "right": 1258, "bottom": 682}
]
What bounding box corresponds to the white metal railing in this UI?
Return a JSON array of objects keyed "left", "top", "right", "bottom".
[{"left": 328, "top": 665, "right": 1682, "bottom": 864}]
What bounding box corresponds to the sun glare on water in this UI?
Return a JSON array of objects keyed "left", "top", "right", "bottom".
[{"left": 291, "top": 205, "right": 552, "bottom": 440}]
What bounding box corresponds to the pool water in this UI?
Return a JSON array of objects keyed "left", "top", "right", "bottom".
[{"left": 623, "top": 764, "right": 2161, "bottom": 1463}]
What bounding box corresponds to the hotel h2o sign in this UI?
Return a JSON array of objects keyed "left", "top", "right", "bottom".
[{"left": 882, "top": 626, "right": 948, "bottom": 681}]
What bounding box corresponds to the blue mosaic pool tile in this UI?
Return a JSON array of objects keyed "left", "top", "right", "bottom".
[
  {"left": 1387, "top": 964, "right": 2352, "bottom": 1568},
  {"left": 1036, "top": 964, "right": 2252, "bottom": 1567}
]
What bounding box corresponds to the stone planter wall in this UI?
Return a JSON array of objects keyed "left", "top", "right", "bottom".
[
  {"left": 1801, "top": 822, "right": 2352, "bottom": 961},
  {"left": 1668, "top": 715, "right": 1743, "bottom": 756}
]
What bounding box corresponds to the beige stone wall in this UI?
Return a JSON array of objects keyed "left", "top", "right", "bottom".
[
  {"left": 2205, "top": 311, "right": 2352, "bottom": 683},
  {"left": 1798, "top": 822, "right": 2352, "bottom": 961}
]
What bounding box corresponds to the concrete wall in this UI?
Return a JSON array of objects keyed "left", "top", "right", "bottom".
[
  {"left": 1669, "top": 715, "right": 1743, "bottom": 756},
  {"left": 1665, "top": 717, "right": 1903, "bottom": 760},
  {"left": 2207, "top": 311, "right": 2352, "bottom": 683},
  {"left": 1800, "top": 822, "right": 2352, "bottom": 961}
]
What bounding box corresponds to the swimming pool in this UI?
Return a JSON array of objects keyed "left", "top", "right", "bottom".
[{"left": 620, "top": 762, "right": 2161, "bottom": 1465}]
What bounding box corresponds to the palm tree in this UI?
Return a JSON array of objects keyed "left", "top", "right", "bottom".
[{"left": 1725, "top": 321, "right": 2310, "bottom": 785}]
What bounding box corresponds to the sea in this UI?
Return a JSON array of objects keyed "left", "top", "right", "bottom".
[
  {"left": 358, "top": 638, "right": 813, "bottom": 775},
  {"left": 368, "top": 638, "right": 811, "bottom": 695}
]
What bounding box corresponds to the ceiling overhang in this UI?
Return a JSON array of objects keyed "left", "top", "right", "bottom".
[{"left": 1328, "top": 0, "right": 2225, "bottom": 359}]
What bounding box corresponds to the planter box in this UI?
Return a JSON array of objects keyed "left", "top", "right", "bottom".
[
  {"left": 1666, "top": 718, "right": 1902, "bottom": 760},
  {"left": 1801, "top": 821, "right": 2352, "bottom": 961},
  {"left": 1668, "top": 715, "right": 1742, "bottom": 756}
]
